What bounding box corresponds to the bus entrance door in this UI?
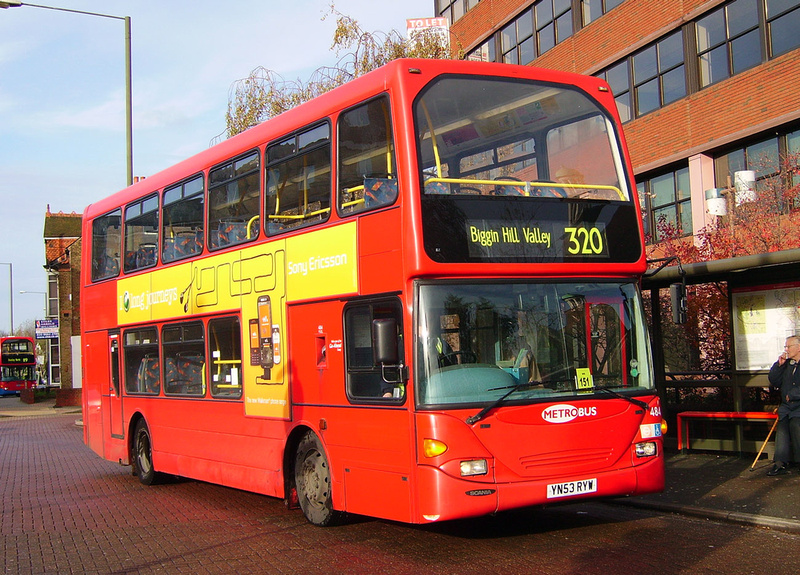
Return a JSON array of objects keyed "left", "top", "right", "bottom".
[{"left": 108, "top": 332, "right": 124, "bottom": 439}]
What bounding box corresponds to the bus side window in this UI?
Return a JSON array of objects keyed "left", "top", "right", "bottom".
[
  {"left": 124, "top": 194, "right": 159, "bottom": 273},
  {"left": 265, "top": 123, "right": 331, "bottom": 235},
  {"left": 163, "top": 322, "right": 205, "bottom": 396},
  {"left": 91, "top": 209, "right": 121, "bottom": 281},
  {"left": 163, "top": 175, "right": 204, "bottom": 263},
  {"left": 123, "top": 327, "right": 159, "bottom": 395},
  {"left": 344, "top": 299, "right": 404, "bottom": 403},
  {"left": 208, "top": 151, "right": 260, "bottom": 250},
  {"left": 208, "top": 317, "right": 243, "bottom": 399},
  {"left": 338, "top": 96, "right": 398, "bottom": 216}
]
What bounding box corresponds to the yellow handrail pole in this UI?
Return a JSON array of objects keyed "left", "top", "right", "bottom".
[{"left": 420, "top": 101, "right": 443, "bottom": 179}]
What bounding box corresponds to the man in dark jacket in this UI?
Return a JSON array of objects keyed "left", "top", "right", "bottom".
[{"left": 766, "top": 335, "right": 800, "bottom": 476}]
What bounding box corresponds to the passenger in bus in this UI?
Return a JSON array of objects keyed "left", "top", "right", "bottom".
[
  {"left": 554, "top": 167, "right": 585, "bottom": 186},
  {"left": 515, "top": 311, "right": 543, "bottom": 382},
  {"left": 553, "top": 166, "right": 587, "bottom": 198}
]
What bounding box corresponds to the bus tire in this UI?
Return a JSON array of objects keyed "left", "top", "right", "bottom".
[
  {"left": 294, "top": 432, "right": 342, "bottom": 526},
  {"left": 133, "top": 419, "right": 160, "bottom": 486}
]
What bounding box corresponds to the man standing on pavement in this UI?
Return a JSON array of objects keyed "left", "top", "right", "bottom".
[{"left": 766, "top": 334, "right": 800, "bottom": 476}]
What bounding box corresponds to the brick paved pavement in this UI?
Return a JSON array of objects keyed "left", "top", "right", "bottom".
[
  {"left": 4, "top": 402, "right": 800, "bottom": 574},
  {"left": 2, "top": 411, "right": 583, "bottom": 575},
  {"left": 1, "top": 413, "right": 352, "bottom": 574}
]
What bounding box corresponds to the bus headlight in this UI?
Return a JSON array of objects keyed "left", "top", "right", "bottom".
[
  {"left": 635, "top": 441, "right": 658, "bottom": 458},
  {"left": 460, "top": 459, "right": 488, "bottom": 477}
]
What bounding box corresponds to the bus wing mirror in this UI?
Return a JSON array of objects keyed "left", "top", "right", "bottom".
[
  {"left": 670, "top": 282, "right": 687, "bottom": 324},
  {"left": 372, "top": 318, "right": 399, "bottom": 364}
]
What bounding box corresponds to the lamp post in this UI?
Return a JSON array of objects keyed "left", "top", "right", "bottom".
[
  {"left": 0, "top": 263, "right": 11, "bottom": 335},
  {"left": 1, "top": 1, "right": 133, "bottom": 186}
]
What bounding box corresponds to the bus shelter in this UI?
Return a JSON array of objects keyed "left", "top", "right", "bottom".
[{"left": 642, "top": 248, "right": 800, "bottom": 454}]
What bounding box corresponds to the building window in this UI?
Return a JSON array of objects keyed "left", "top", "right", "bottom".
[
  {"left": 696, "top": 0, "right": 762, "bottom": 87},
  {"left": 714, "top": 136, "right": 781, "bottom": 192},
  {"left": 437, "top": 0, "right": 480, "bottom": 24},
  {"left": 46, "top": 273, "right": 58, "bottom": 318},
  {"left": 767, "top": 0, "right": 800, "bottom": 57},
  {"left": 788, "top": 129, "right": 800, "bottom": 188},
  {"left": 598, "top": 61, "right": 632, "bottom": 123},
  {"left": 501, "top": 8, "right": 535, "bottom": 64},
  {"left": 536, "top": 0, "right": 573, "bottom": 54},
  {"left": 582, "top": 0, "right": 624, "bottom": 26},
  {"left": 632, "top": 31, "right": 686, "bottom": 116},
  {"left": 467, "top": 38, "right": 495, "bottom": 62},
  {"left": 640, "top": 167, "right": 692, "bottom": 242}
]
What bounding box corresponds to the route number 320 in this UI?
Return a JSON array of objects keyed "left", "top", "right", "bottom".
[{"left": 564, "top": 226, "right": 604, "bottom": 255}]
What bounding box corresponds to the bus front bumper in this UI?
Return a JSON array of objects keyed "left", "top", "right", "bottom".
[{"left": 415, "top": 455, "right": 664, "bottom": 523}]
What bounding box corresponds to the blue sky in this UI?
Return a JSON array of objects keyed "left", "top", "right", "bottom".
[{"left": 0, "top": 0, "right": 434, "bottom": 332}]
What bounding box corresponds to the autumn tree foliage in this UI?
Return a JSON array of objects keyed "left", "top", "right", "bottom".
[
  {"left": 647, "top": 150, "right": 800, "bottom": 373},
  {"left": 225, "top": 6, "right": 453, "bottom": 138}
]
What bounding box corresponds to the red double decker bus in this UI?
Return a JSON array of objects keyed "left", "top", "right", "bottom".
[
  {"left": 1, "top": 336, "right": 37, "bottom": 395},
  {"left": 81, "top": 59, "right": 664, "bottom": 525}
]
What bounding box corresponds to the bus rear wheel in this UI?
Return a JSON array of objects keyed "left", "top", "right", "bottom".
[
  {"left": 294, "top": 432, "right": 342, "bottom": 526},
  {"left": 133, "top": 419, "right": 160, "bottom": 486}
]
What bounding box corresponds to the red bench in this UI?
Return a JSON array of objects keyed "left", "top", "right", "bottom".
[{"left": 677, "top": 411, "right": 778, "bottom": 452}]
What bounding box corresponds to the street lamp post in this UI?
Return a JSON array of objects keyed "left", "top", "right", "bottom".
[
  {"left": 1, "top": 1, "right": 133, "bottom": 186},
  {"left": 0, "top": 263, "right": 12, "bottom": 335}
]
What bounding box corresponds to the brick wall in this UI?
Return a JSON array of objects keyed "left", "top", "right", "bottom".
[
  {"left": 55, "top": 388, "right": 82, "bottom": 408},
  {"left": 625, "top": 52, "right": 800, "bottom": 171}
]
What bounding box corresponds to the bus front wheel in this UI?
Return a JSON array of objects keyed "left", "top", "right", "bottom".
[
  {"left": 294, "top": 432, "right": 342, "bottom": 526},
  {"left": 133, "top": 419, "right": 160, "bottom": 486}
]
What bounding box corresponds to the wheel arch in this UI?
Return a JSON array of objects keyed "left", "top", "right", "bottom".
[
  {"left": 283, "top": 424, "right": 315, "bottom": 506},
  {"left": 127, "top": 411, "right": 147, "bottom": 469}
]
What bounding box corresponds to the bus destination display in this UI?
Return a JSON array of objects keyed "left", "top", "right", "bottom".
[{"left": 466, "top": 220, "right": 609, "bottom": 259}]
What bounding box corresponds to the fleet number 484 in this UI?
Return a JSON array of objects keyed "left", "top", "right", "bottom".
[{"left": 564, "top": 226, "right": 604, "bottom": 255}]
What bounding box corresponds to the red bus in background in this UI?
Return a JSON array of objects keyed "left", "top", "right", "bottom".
[
  {"left": 81, "top": 59, "right": 665, "bottom": 526},
  {"left": 0, "top": 336, "right": 37, "bottom": 396}
]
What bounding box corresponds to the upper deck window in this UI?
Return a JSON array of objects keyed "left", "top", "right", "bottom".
[
  {"left": 124, "top": 195, "right": 159, "bottom": 273},
  {"left": 209, "top": 151, "right": 260, "bottom": 250},
  {"left": 338, "top": 96, "right": 399, "bottom": 216},
  {"left": 416, "top": 76, "right": 628, "bottom": 201},
  {"left": 163, "top": 175, "right": 204, "bottom": 263},
  {"left": 91, "top": 209, "right": 122, "bottom": 281},
  {"left": 266, "top": 123, "right": 331, "bottom": 235}
]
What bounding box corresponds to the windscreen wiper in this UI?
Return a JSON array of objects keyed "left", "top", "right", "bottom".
[
  {"left": 466, "top": 381, "right": 541, "bottom": 425},
  {"left": 595, "top": 386, "right": 649, "bottom": 410}
]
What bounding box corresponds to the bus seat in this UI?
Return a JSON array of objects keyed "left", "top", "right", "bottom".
[
  {"left": 424, "top": 180, "right": 450, "bottom": 195},
  {"left": 363, "top": 178, "right": 398, "bottom": 208},
  {"left": 175, "top": 230, "right": 202, "bottom": 257},
  {"left": 164, "top": 357, "right": 180, "bottom": 393},
  {"left": 136, "top": 244, "right": 157, "bottom": 268},
  {"left": 177, "top": 353, "right": 204, "bottom": 394},
  {"left": 138, "top": 355, "right": 160, "bottom": 394},
  {"left": 217, "top": 220, "right": 247, "bottom": 247}
]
